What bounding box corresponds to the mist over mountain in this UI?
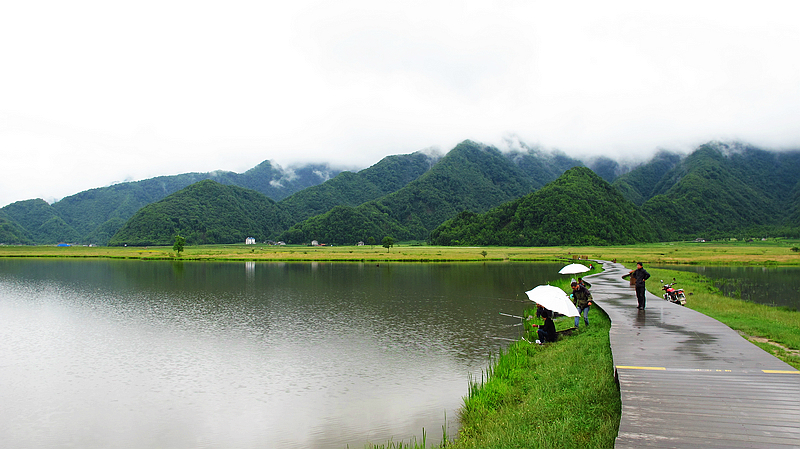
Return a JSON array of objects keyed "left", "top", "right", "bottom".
[
  {"left": 1, "top": 161, "right": 341, "bottom": 245},
  {"left": 2, "top": 139, "right": 800, "bottom": 246},
  {"left": 279, "top": 151, "right": 440, "bottom": 224},
  {"left": 638, "top": 142, "right": 800, "bottom": 239},
  {"left": 279, "top": 140, "right": 584, "bottom": 244}
]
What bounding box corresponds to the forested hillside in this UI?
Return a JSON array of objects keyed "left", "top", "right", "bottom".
[
  {"left": 278, "top": 151, "right": 438, "bottom": 223},
  {"left": 1, "top": 161, "right": 340, "bottom": 245},
  {"left": 503, "top": 142, "right": 585, "bottom": 188},
  {"left": 279, "top": 140, "right": 583, "bottom": 244},
  {"left": 611, "top": 151, "right": 683, "bottom": 206},
  {"left": 2, "top": 199, "right": 81, "bottom": 244},
  {"left": 0, "top": 211, "right": 33, "bottom": 245},
  {"left": 639, "top": 143, "right": 800, "bottom": 239},
  {"left": 429, "top": 167, "right": 658, "bottom": 246},
  {"left": 108, "top": 180, "right": 292, "bottom": 246},
  {"left": 279, "top": 205, "right": 409, "bottom": 245},
  {"left": 4, "top": 140, "right": 800, "bottom": 247}
]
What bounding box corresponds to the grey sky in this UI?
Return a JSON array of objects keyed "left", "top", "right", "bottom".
[{"left": 2, "top": 1, "right": 799, "bottom": 207}]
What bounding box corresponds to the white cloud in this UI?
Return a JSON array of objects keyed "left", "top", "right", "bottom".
[{"left": 2, "top": 1, "right": 799, "bottom": 207}]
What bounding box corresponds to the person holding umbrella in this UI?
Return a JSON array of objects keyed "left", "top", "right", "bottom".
[
  {"left": 571, "top": 281, "right": 592, "bottom": 328},
  {"left": 524, "top": 284, "right": 580, "bottom": 344}
]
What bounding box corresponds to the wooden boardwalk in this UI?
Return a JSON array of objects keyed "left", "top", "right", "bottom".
[{"left": 584, "top": 260, "right": 800, "bottom": 448}]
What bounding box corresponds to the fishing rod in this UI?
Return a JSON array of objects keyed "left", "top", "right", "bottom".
[{"left": 488, "top": 336, "right": 519, "bottom": 342}]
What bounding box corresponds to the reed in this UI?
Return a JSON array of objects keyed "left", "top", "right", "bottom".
[{"left": 361, "top": 424, "right": 449, "bottom": 449}]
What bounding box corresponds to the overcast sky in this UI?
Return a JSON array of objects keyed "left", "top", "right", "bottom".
[{"left": 2, "top": 1, "right": 799, "bottom": 208}]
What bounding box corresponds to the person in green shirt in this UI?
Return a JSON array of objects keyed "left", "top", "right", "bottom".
[{"left": 571, "top": 281, "right": 592, "bottom": 327}]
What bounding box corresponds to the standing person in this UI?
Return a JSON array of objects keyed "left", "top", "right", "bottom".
[
  {"left": 630, "top": 262, "right": 651, "bottom": 310},
  {"left": 571, "top": 281, "right": 592, "bottom": 327}
]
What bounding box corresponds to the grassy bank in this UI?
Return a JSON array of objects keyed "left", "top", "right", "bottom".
[
  {"left": 451, "top": 304, "right": 619, "bottom": 449},
  {"left": 364, "top": 305, "right": 619, "bottom": 449},
  {"left": 363, "top": 261, "right": 800, "bottom": 448},
  {"left": 364, "top": 271, "right": 619, "bottom": 449},
  {"left": 3, "top": 239, "right": 800, "bottom": 264},
  {"left": 643, "top": 267, "right": 800, "bottom": 370}
]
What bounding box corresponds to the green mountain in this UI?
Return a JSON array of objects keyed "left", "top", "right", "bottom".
[
  {"left": 429, "top": 166, "right": 658, "bottom": 246},
  {"left": 279, "top": 204, "right": 408, "bottom": 245},
  {"left": 8, "top": 139, "right": 800, "bottom": 247},
  {"left": 505, "top": 143, "right": 586, "bottom": 188},
  {"left": 1, "top": 199, "right": 82, "bottom": 244},
  {"left": 640, "top": 142, "right": 800, "bottom": 239},
  {"left": 791, "top": 179, "right": 800, "bottom": 227},
  {"left": 586, "top": 156, "right": 630, "bottom": 183},
  {"left": 0, "top": 211, "right": 34, "bottom": 244},
  {"left": 2, "top": 161, "right": 340, "bottom": 245},
  {"left": 373, "top": 141, "right": 536, "bottom": 235},
  {"left": 278, "top": 151, "right": 438, "bottom": 223},
  {"left": 279, "top": 140, "right": 582, "bottom": 244},
  {"left": 108, "top": 180, "right": 291, "bottom": 246},
  {"left": 611, "top": 150, "right": 683, "bottom": 206}
]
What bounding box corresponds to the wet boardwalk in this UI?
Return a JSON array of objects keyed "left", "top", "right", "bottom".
[{"left": 584, "top": 260, "right": 800, "bottom": 448}]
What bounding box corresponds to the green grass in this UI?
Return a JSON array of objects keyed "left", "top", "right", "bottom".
[
  {"left": 644, "top": 267, "right": 800, "bottom": 369},
  {"left": 361, "top": 261, "right": 800, "bottom": 448},
  {"left": 362, "top": 305, "right": 619, "bottom": 449},
  {"left": 452, "top": 304, "right": 619, "bottom": 449},
  {"left": 3, "top": 239, "right": 800, "bottom": 264},
  {"left": 360, "top": 269, "right": 618, "bottom": 449}
]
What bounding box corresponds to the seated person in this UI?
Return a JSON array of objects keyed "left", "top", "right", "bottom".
[
  {"left": 532, "top": 310, "right": 557, "bottom": 344},
  {"left": 535, "top": 304, "right": 551, "bottom": 319}
]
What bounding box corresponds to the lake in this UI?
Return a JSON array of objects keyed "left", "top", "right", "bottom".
[
  {"left": 655, "top": 265, "right": 800, "bottom": 310},
  {"left": 0, "top": 259, "right": 563, "bottom": 449}
]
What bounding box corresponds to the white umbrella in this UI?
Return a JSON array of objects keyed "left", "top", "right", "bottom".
[
  {"left": 559, "top": 263, "right": 590, "bottom": 275},
  {"left": 525, "top": 285, "right": 579, "bottom": 317}
]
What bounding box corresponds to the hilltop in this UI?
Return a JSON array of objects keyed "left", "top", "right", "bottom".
[{"left": 2, "top": 140, "right": 800, "bottom": 247}]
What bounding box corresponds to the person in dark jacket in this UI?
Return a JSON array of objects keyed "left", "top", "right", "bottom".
[
  {"left": 534, "top": 311, "right": 557, "bottom": 344},
  {"left": 535, "top": 304, "right": 551, "bottom": 319},
  {"left": 571, "top": 281, "right": 592, "bottom": 327},
  {"left": 629, "top": 262, "right": 651, "bottom": 310}
]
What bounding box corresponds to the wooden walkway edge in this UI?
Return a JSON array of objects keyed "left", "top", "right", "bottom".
[{"left": 584, "top": 260, "right": 800, "bottom": 448}]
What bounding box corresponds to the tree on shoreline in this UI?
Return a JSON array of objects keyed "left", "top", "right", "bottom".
[
  {"left": 173, "top": 234, "right": 185, "bottom": 256},
  {"left": 382, "top": 236, "right": 394, "bottom": 252}
]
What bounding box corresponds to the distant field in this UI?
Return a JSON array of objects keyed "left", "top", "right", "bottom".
[{"left": 1, "top": 240, "right": 799, "bottom": 264}]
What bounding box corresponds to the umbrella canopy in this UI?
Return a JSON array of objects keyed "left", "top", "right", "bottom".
[
  {"left": 559, "top": 263, "right": 590, "bottom": 275},
  {"left": 525, "top": 285, "right": 580, "bottom": 317}
]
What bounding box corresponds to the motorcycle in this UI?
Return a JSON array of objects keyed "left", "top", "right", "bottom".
[{"left": 660, "top": 278, "right": 686, "bottom": 306}]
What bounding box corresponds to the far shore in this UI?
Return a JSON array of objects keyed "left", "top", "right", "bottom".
[{"left": 1, "top": 240, "right": 800, "bottom": 265}]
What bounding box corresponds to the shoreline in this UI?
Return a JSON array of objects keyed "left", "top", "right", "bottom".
[
  {"left": 2, "top": 240, "right": 800, "bottom": 265},
  {"left": 3, "top": 250, "right": 797, "bottom": 448}
]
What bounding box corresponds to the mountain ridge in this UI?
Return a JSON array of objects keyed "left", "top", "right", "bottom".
[{"left": 3, "top": 140, "right": 800, "bottom": 246}]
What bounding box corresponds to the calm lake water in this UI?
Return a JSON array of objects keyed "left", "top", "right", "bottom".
[
  {"left": 655, "top": 265, "right": 800, "bottom": 310},
  {"left": 0, "top": 259, "right": 562, "bottom": 449}
]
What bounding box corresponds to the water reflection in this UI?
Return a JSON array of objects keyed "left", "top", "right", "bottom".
[{"left": 0, "top": 259, "right": 562, "bottom": 449}]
